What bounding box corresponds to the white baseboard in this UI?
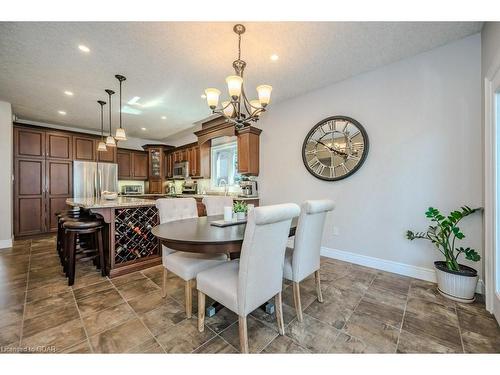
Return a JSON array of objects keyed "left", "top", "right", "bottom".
[
  {"left": 0, "top": 238, "right": 13, "bottom": 249},
  {"left": 321, "top": 246, "right": 484, "bottom": 295}
]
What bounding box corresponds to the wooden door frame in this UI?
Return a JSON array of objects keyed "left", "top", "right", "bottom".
[{"left": 484, "top": 63, "right": 500, "bottom": 323}]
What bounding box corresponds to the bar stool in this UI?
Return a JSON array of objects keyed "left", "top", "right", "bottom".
[
  {"left": 56, "top": 208, "right": 84, "bottom": 262},
  {"left": 63, "top": 218, "right": 105, "bottom": 286}
]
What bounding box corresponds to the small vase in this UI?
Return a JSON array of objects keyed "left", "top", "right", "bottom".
[{"left": 236, "top": 212, "right": 246, "bottom": 221}]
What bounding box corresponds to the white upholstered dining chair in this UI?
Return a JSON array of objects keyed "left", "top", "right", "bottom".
[
  {"left": 196, "top": 203, "right": 300, "bottom": 353},
  {"left": 202, "top": 196, "right": 233, "bottom": 216},
  {"left": 156, "top": 198, "right": 227, "bottom": 318},
  {"left": 283, "top": 199, "right": 335, "bottom": 321}
]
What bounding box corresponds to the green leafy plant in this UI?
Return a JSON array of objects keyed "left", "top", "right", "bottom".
[
  {"left": 233, "top": 201, "right": 248, "bottom": 214},
  {"left": 406, "top": 206, "right": 481, "bottom": 272}
]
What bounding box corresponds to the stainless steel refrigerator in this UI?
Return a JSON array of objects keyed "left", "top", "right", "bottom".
[{"left": 73, "top": 161, "right": 118, "bottom": 199}]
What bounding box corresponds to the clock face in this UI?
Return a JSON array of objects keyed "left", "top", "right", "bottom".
[{"left": 302, "top": 116, "right": 369, "bottom": 181}]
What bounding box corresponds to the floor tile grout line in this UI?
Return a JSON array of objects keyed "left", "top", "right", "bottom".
[
  {"left": 394, "top": 279, "right": 412, "bottom": 353},
  {"left": 18, "top": 239, "right": 32, "bottom": 346},
  {"left": 107, "top": 278, "right": 167, "bottom": 354},
  {"left": 454, "top": 303, "right": 466, "bottom": 354},
  {"left": 70, "top": 288, "right": 94, "bottom": 354}
]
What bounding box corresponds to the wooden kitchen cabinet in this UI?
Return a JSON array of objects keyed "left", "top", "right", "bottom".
[
  {"left": 143, "top": 144, "right": 174, "bottom": 193},
  {"left": 73, "top": 135, "right": 96, "bottom": 161},
  {"left": 46, "top": 160, "right": 72, "bottom": 231},
  {"left": 165, "top": 152, "right": 173, "bottom": 178},
  {"left": 14, "top": 127, "right": 45, "bottom": 159},
  {"left": 97, "top": 144, "right": 117, "bottom": 163},
  {"left": 117, "top": 149, "right": 148, "bottom": 180},
  {"left": 237, "top": 126, "right": 262, "bottom": 176},
  {"left": 46, "top": 131, "right": 72, "bottom": 160}
]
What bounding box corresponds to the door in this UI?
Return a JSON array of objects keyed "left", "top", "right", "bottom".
[
  {"left": 46, "top": 131, "right": 72, "bottom": 160},
  {"left": 14, "top": 158, "right": 46, "bottom": 236},
  {"left": 14, "top": 127, "right": 45, "bottom": 159},
  {"left": 485, "top": 67, "right": 500, "bottom": 323},
  {"left": 46, "top": 160, "right": 72, "bottom": 231},
  {"left": 132, "top": 152, "right": 148, "bottom": 179},
  {"left": 117, "top": 150, "right": 132, "bottom": 179},
  {"left": 73, "top": 135, "right": 96, "bottom": 161}
]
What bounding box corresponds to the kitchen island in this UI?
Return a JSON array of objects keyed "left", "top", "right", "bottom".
[{"left": 66, "top": 197, "right": 160, "bottom": 278}]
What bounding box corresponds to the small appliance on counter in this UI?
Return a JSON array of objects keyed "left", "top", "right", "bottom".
[
  {"left": 182, "top": 179, "right": 198, "bottom": 195},
  {"left": 173, "top": 161, "right": 189, "bottom": 179},
  {"left": 166, "top": 181, "right": 177, "bottom": 196},
  {"left": 121, "top": 184, "right": 144, "bottom": 195},
  {"left": 239, "top": 178, "right": 258, "bottom": 198}
]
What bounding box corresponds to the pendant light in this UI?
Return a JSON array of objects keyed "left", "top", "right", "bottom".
[
  {"left": 97, "top": 100, "right": 107, "bottom": 152},
  {"left": 114, "top": 74, "right": 127, "bottom": 141},
  {"left": 105, "top": 89, "right": 116, "bottom": 147}
]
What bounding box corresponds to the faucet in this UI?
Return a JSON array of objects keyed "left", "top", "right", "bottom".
[{"left": 219, "top": 178, "right": 228, "bottom": 196}]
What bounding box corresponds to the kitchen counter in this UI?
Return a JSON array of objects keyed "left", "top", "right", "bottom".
[
  {"left": 66, "top": 197, "right": 156, "bottom": 209},
  {"left": 120, "top": 193, "right": 259, "bottom": 201}
]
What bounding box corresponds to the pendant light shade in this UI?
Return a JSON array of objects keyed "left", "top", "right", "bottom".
[
  {"left": 114, "top": 74, "right": 127, "bottom": 141},
  {"left": 105, "top": 89, "right": 116, "bottom": 147},
  {"left": 115, "top": 128, "right": 126, "bottom": 141},
  {"left": 97, "top": 100, "right": 107, "bottom": 152}
]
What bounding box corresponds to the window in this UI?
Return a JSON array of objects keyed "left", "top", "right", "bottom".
[{"left": 210, "top": 137, "right": 241, "bottom": 189}]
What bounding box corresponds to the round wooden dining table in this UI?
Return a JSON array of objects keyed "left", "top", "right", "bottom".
[{"left": 151, "top": 214, "right": 298, "bottom": 256}]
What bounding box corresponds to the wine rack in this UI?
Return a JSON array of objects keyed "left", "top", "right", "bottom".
[{"left": 114, "top": 206, "right": 159, "bottom": 265}]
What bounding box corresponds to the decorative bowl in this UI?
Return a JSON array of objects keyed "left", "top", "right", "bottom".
[{"left": 102, "top": 191, "right": 118, "bottom": 200}]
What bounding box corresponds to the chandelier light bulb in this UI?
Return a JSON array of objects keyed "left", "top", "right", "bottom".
[
  {"left": 256, "top": 85, "right": 272, "bottom": 107},
  {"left": 97, "top": 141, "right": 107, "bottom": 152},
  {"left": 226, "top": 75, "right": 243, "bottom": 99},
  {"left": 249, "top": 100, "right": 262, "bottom": 116},
  {"left": 115, "top": 127, "right": 127, "bottom": 141},
  {"left": 222, "top": 101, "right": 234, "bottom": 117},
  {"left": 205, "top": 88, "right": 221, "bottom": 109},
  {"left": 106, "top": 135, "right": 116, "bottom": 147}
]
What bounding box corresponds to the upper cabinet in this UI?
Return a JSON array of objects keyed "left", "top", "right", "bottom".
[
  {"left": 97, "top": 144, "right": 117, "bottom": 163},
  {"left": 14, "top": 127, "right": 46, "bottom": 159},
  {"left": 73, "top": 135, "right": 96, "bottom": 161},
  {"left": 46, "top": 131, "right": 72, "bottom": 160},
  {"left": 236, "top": 126, "right": 262, "bottom": 176},
  {"left": 117, "top": 149, "right": 148, "bottom": 180}
]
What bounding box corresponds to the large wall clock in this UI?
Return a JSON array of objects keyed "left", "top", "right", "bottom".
[{"left": 302, "top": 115, "right": 369, "bottom": 181}]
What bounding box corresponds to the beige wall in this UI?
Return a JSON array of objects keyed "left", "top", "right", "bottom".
[
  {"left": 258, "top": 34, "right": 483, "bottom": 282},
  {"left": 0, "top": 101, "right": 13, "bottom": 248}
]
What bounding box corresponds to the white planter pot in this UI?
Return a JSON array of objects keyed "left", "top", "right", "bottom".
[
  {"left": 236, "top": 212, "right": 246, "bottom": 221},
  {"left": 434, "top": 261, "right": 478, "bottom": 304}
]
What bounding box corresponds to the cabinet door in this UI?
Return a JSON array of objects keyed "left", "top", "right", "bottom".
[
  {"left": 165, "top": 152, "right": 173, "bottom": 178},
  {"left": 14, "top": 127, "right": 45, "bottom": 159},
  {"left": 148, "top": 180, "right": 163, "bottom": 194},
  {"left": 117, "top": 150, "right": 132, "bottom": 179},
  {"left": 73, "top": 135, "right": 96, "bottom": 161},
  {"left": 14, "top": 158, "right": 46, "bottom": 236},
  {"left": 46, "top": 160, "right": 72, "bottom": 231},
  {"left": 132, "top": 152, "right": 148, "bottom": 179},
  {"left": 237, "top": 130, "right": 260, "bottom": 175},
  {"left": 46, "top": 131, "right": 72, "bottom": 160},
  {"left": 192, "top": 146, "right": 200, "bottom": 176},
  {"left": 98, "top": 145, "right": 117, "bottom": 163}
]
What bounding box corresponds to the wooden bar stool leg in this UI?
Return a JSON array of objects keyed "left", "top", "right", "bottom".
[
  {"left": 97, "top": 228, "right": 105, "bottom": 276},
  {"left": 68, "top": 231, "right": 77, "bottom": 286}
]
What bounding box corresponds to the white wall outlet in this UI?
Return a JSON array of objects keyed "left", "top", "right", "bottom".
[{"left": 333, "top": 226, "right": 339, "bottom": 236}]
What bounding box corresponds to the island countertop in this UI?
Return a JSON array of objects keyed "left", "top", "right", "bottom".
[{"left": 66, "top": 196, "right": 156, "bottom": 209}]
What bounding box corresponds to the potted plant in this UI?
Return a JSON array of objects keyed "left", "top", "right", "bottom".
[
  {"left": 406, "top": 206, "right": 481, "bottom": 303},
  {"left": 233, "top": 201, "right": 248, "bottom": 221}
]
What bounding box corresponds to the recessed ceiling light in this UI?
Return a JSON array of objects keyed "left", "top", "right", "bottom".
[
  {"left": 64, "top": 91, "right": 74, "bottom": 96},
  {"left": 78, "top": 45, "right": 90, "bottom": 53},
  {"left": 201, "top": 94, "right": 207, "bottom": 99},
  {"left": 161, "top": 116, "right": 167, "bottom": 120},
  {"left": 141, "top": 127, "right": 147, "bottom": 131},
  {"left": 270, "top": 54, "right": 279, "bottom": 61},
  {"left": 58, "top": 110, "right": 67, "bottom": 115}
]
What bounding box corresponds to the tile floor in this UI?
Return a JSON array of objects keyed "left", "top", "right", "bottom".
[{"left": 0, "top": 236, "right": 499, "bottom": 353}]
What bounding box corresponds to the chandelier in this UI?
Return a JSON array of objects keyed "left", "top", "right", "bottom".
[{"left": 204, "top": 24, "right": 272, "bottom": 129}]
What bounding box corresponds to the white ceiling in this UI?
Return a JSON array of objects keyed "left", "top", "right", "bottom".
[{"left": 0, "top": 22, "right": 482, "bottom": 140}]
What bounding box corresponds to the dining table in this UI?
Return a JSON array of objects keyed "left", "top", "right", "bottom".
[{"left": 151, "top": 214, "right": 298, "bottom": 316}]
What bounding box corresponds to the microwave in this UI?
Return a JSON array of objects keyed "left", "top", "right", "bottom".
[{"left": 173, "top": 161, "right": 189, "bottom": 179}]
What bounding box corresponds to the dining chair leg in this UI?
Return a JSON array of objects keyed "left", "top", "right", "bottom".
[
  {"left": 185, "top": 279, "right": 193, "bottom": 318},
  {"left": 162, "top": 268, "right": 168, "bottom": 298},
  {"left": 275, "top": 292, "right": 285, "bottom": 335},
  {"left": 238, "top": 316, "right": 249, "bottom": 354},
  {"left": 198, "top": 290, "right": 206, "bottom": 333},
  {"left": 315, "top": 270, "right": 324, "bottom": 303},
  {"left": 292, "top": 282, "right": 303, "bottom": 322}
]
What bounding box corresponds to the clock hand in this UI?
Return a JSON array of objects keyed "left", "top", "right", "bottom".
[{"left": 317, "top": 140, "right": 348, "bottom": 157}]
